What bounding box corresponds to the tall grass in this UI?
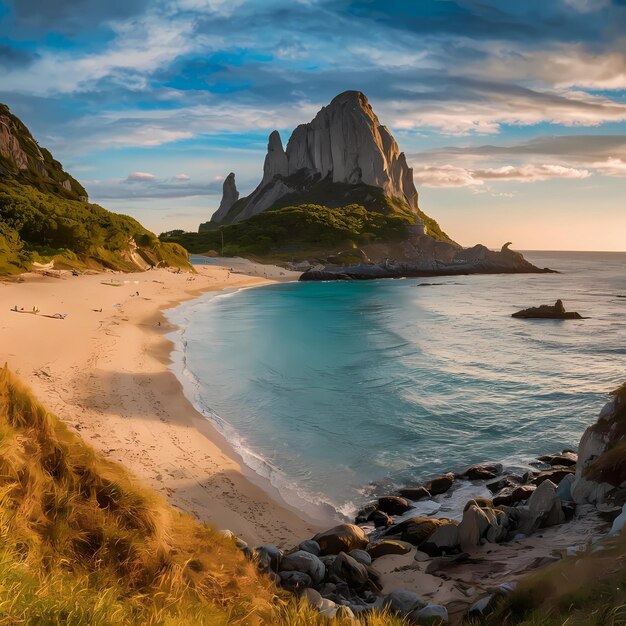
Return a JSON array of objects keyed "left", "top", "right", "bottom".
[{"left": 0, "top": 366, "right": 408, "bottom": 625}]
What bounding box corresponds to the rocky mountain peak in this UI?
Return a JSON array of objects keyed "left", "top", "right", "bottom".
[
  {"left": 204, "top": 91, "right": 420, "bottom": 227},
  {"left": 210, "top": 172, "right": 240, "bottom": 224}
]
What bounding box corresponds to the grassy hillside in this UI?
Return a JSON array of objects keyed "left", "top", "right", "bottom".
[
  {"left": 0, "top": 180, "right": 190, "bottom": 274},
  {"left": 0, "top": 365, "right": 404, "bottom": 625},
  {"left": 165, "top": 201, "right": 449, "bottom": 260}
]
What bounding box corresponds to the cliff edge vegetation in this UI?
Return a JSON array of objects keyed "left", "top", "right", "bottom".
[{"left": 0, "top": 104, "right": 190, "bottom": 275}]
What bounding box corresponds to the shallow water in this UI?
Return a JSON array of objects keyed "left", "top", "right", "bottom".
[{"left": 167, "top": 252, "right": 626, "bottom": 520}]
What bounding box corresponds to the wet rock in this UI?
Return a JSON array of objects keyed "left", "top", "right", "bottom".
[
  {"left": 384, "top": 589, "right": 427, "bottom": 614},
  {"left": 279, "top": 570, "right": 312, "bottom": 590},
  {"left": 399, "top": 486, "right": 431, "bottom": 501},
  {"left": 298, "top": 540, "right": 321, "bottom": 556},
  {"left": 378, "top": 496, "right": 412, "bottom": 516},
  {"left": 354, "top": 503, "right": 377, "bottom": 524},
  {"left": 330, "top": 552, "right": 370, "bottom": 588},
  {"left": 460, "top": 463, "right": 503, "bottom": 481},
  {"left": 512, "top": 300, "right": 583, "bottom": 319},
  {"left": 348, "top": 549, "right": 372, "bottom": 566},
  {"left": 424, "top": 472, "right": 455, "bottom": 495},
  {"left": 532, "top": 467, "right": 576, "bottom": 486},
  {"left": 538, "top": 451, "right": 578, "bottom": 467},
  {"left": 412, "top": 604, "right": 449, "bottom": 624},
  {"left": 367, "top": 510, "right": 394, "bottom": 528},
  {"left": 610, "top": 503, "right": 626, "bottom": 536},
  {"left": 367, "top": 540, "right": 413, "bottom": 559},
  {"left": 493, "top": 484, "right": 536, "bottom": 507},
  {"left": 364, "top": 565, "right": 384, "bottom": 593},
  {"left": 486, "top": 475, "right": 524, "bottom": 494},
  {"left": 313, "top": 524, "right": 369, "bottom": 555},
  {"left": 280, "top": 550, "right": 326, "bottom": 585}
]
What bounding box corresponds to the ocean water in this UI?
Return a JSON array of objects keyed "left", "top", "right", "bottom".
[{"left": 167, "top": 252, "right": 626, "bottom": 522}]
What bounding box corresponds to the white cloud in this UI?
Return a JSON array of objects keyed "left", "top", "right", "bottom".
[
  {"left": 174, "top": 173, "right": 191, "bottom": 180},
  {"left": 414, "top": 163, "right": 591, "bottom": 187},
  {"left": 563, "top": 0, "right": 610, "bottom": 12},
  {"left": 591, "top": 157, "right": 626, "bottom": 176},
  {"left": 126, "top": 172, "right": 156, "bottom": 182}
]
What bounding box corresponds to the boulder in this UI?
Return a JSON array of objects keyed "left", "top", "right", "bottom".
[
  {"left": 399, "top": 486, "right": 431, "bottom": 501},
  {"left": 302, "top": 587, "right": 324, "bottom": 610},
  {"left": 384, "top": 516, "right": 450, "bottom": 546},
  {"left": 412, "top": 604, "right": 449, "bottom": 624},
  {"left": 493, "top": 484, "right": 536, "bottom": 507},
  {"left": 384, "top": 589, "right": 427, "bottom": 614},
  {"left": 538, "top": 451, "right": 578, "bottom": 467},
  {"left": 279, "top": 570, "right": 312, "bottom": 590},
  {"left": 460, "top": 463, "right": 503, "bottom": 481},
  {"left": 313, "top": 524, "right": 369, "bottom": 555},
  {"left": 354, "top": 503, "right": 377, "bottom": 524},
  {"left": 528, "top": 480, "right": 565, "bottom": 528},
  {"left": 298, "top": 540, "right": 321, "bottom": 556},
  {"left": 348, "top": 549, "right": 372, "bottom": 566},
  {"left": 280, "top": 550, "right": 326, "bottom": 585},
  {"left": 532, "top": 467, "right": 576, "bottom": 486},
  {"left": 378, "top": 496, "right": 412, "bottom": 516},
  {"left": 329, "top": 552, "right": 370, "bottom": 587},
  {"left": 367, "top": 540, "right": 413, "bottom": 559},
  {"left": 254, "top": 544, "right": 282, "bottom": 572},
  {"left": 610, "top": 503, "right": 626, "bottom": 536},
  {"left": 457, "top": 504, "right": 498, "bottom": 550},
  {"left": 367, "top": 510, "right": 394, "bottom": 528},
  {"left": 512, "top": 300, "right": 583, "bottom": 319},
  {"left": 486, "top": 475, "right": 524, "bottom": 494},
  {"left": 556, "top": 474, "right": 575, "bottom": 502},
  {"left": 420, "top": 523, "right": 460, "bottom": 556},
  {"left": 424, "top": 473, "right": 455, "bottom": 495}
]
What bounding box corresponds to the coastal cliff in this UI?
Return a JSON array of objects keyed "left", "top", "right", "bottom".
[{"left": 0, "top": 103, "right": 190, "bottom": 274}]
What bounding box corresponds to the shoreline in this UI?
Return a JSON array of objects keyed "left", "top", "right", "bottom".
[{"left": 0, "top": 260, "right": 322, "bottom": 546}]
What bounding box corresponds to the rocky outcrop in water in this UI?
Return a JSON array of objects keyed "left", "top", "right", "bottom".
[
  {"left": 202, "top": 91, "right": 422, "bottom": 227},
  {"left": 512, "top": 300, "right": 584, "bottom": 320},
  {"left": 299, "top": 241, "right": 554, "bottom": 281}
]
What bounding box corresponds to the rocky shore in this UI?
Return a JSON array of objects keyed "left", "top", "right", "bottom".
[
  {"left": 225, "top": 383, "right": 626, "bottom": 624},
  {"left": 299, "top": 242, "right": 555, "bottom": 282}
]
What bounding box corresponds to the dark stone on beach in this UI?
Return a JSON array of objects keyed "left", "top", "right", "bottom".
[
  {"left": 512, "top": 299, "right": 583, "bottom": 319},
  {"left": 424, "top": 472, "right": 455, "bottom": 495},
  {"left": 355, "top": 503, "right": 377, "bottom": 524},
  {"left": 367, "top": 510, "right": 394, "bottom": 528},
  {"left": 299, "top": 540, "right": 321, "bottom": 556},
  {"left": 330, "top": 552, "right": 370, "bottom": 588},
  {"left": 463, "top": 497, "right": 494, "bottom": 511},
  {"left": 385, "top": 516, "right": 451, "bottom": 546},
  {"left": 486, "top": 475, "right": 524, "bottom": 494},
  {"left": 532, "top": 467, "right": 576, "bottom": 486},
  {"left": 280, "top": 550, "right": 326, "bottom": 585},
  {"left": 348, "top": 549, "right": 372, "bottom": 566},
  {"left": 538, "top": 452, "right": 578, "bottom": 467},
  {"left": 367, "top": 540, "right": 413, "bottom": 559},
  {"left": 255, "top": 544, "right": 283, "bottom": 572},
  {"left": 378, "top": 496, "right": 412, "bottom": 516},
  {"left": 562, "top": 501, "right": 576, "bottom": 521},
  {"left": 279, "top": 570, "right": 312, "bottom": 590},
  {"left": 399, "top": 486, "right": 431, "bottom": 501},
  {"left": 459, "top": 463, "right": 503, "bottom": 481},
  {"left": 384, "top": 589, "right": 427, "bottom": 614},
  {"left": 313, "top": 524, "right": 369, "bottom": 556},
  {"left": 493, "top": 484, "right": 536, "bottom": 506}
]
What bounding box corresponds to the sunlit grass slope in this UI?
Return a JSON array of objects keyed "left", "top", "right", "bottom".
[{"left": 0, "top": 366, "right": 405, "bottom": 626}]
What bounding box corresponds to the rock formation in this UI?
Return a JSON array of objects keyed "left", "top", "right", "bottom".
[
  {"left": 203, "top": 91, "right": 421, "bottom": 227},
  {"left": 0, "top": 103, "right": 88, "bottom": 202},
  {"left": 512, "top": 300, "right": 584, "bottom": 319},
  {"left": 209, "top": 172, "right": 240, "bottom": 224}
]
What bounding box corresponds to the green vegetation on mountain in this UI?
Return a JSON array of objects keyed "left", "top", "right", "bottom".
[
  {"left": 166, "top": 200, "right": 450, "bottom": 260},
  {"left": 0, "top": 104, "right": 190, "bottom": 275},
  {"left": 0, "top": 366, "right": 405, "bottom": 625}
]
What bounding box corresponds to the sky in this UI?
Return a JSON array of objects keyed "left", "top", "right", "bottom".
[{"left": 0, "top": 0, "right": 625, "bottom": 250}]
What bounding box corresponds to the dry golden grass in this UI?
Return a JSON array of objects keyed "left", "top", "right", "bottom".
[{"left": 0, "top": 366, "right": 408, "bottom": 625}]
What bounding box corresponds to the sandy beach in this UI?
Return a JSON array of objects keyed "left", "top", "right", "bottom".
[{"left": 0, "top": 258, "right": 321, "bottom": 547}]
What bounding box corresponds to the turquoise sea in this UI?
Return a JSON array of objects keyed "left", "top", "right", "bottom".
[{"left": 167, "top": 252, "right": 626, "bottom": 522}]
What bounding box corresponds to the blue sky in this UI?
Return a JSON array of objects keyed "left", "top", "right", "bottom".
[{"left": 0, "top": 0, "right": 625, "bottom": 250}]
